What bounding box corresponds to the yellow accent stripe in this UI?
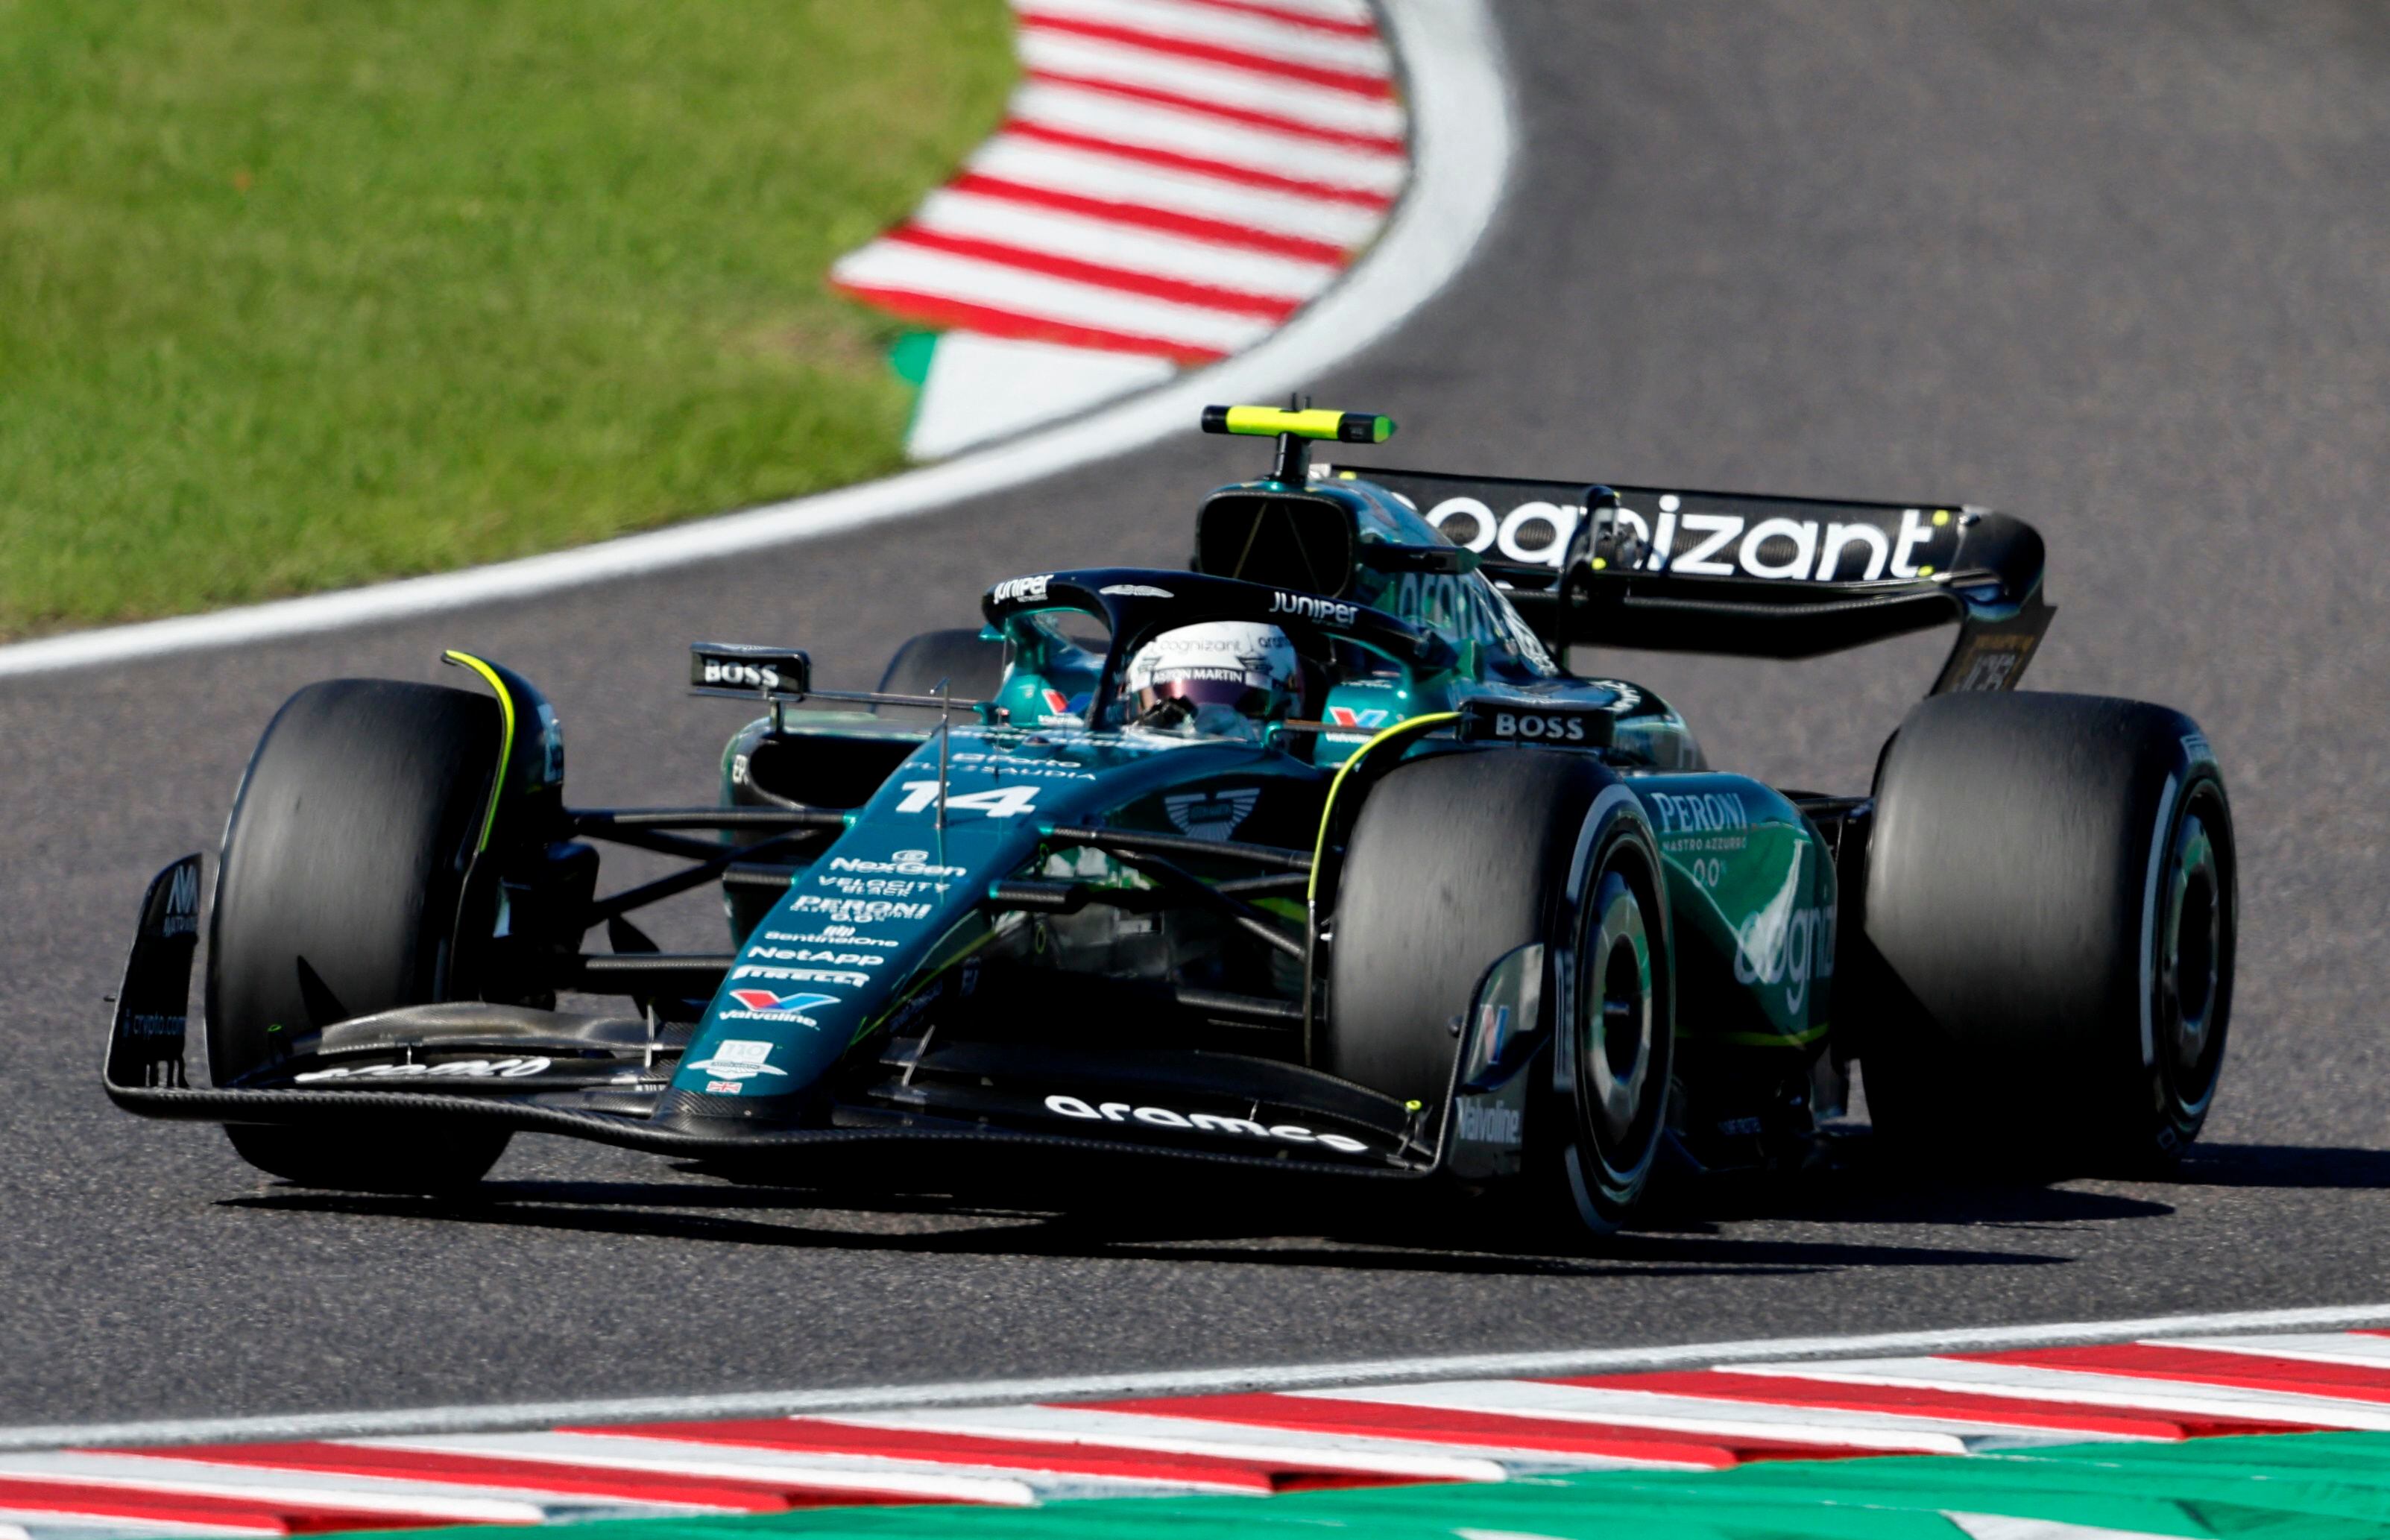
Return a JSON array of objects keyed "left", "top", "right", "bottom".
[
  {"left": 1217, "top": 406, "right": 1394, "bottom": 443},
  {"left": 442, "top": 650, "right": 514, "bottom": 854},
  {"left": 1714, "top": 1020, "right": 1834, "bottom": 1048},
  {"left": 1308, "top": 712, "right": 1460, "bottom": 906},
  {"left": 857, "top": 924, "right": 1006, "bottom": 1043}
]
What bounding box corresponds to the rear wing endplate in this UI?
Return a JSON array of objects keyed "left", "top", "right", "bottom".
[{"left": 1315, "top": 464, "right": 2054, "bottom": 695}]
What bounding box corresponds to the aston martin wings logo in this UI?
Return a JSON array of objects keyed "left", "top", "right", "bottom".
[{"left": 1164, "top": 787, "right": 1261, "bottom": 842}]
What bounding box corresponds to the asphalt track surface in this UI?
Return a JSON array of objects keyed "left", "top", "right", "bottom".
[{"left": 4, "top": 3, "right": 2386, "bottom": 1427}]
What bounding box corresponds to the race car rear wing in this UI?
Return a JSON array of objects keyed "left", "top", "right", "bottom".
[{"left": 1314, "top": 464, "right": 2054, "bottom": 695}]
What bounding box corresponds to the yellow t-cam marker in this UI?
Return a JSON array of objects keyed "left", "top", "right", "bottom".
[{"left": 1202, "top": 405, "right": 1396, "bottom": 444}]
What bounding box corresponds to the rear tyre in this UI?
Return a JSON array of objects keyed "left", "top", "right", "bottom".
[
  {"left": 876, "top": 628, "right": 1006, "bottom": 705},
  {"left": 1858, "top": 691, "right": 2235, "bottom": 1173},
  {"left": 209, "top": 679, "right": 514, "bottom": 1192},
  {"left": 1325, "top": 751, "right": 1672, "bottom": 1235}
]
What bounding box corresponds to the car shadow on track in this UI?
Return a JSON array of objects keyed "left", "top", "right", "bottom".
[
  {"left": 2166, "top": 1143, "right": 2390, "bottom": 1190},
  {"left": 221, "top": 1175, "right": 2073, "bottom": 1278}
]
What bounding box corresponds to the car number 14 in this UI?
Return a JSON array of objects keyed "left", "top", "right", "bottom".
[{"left": 893, "top": 781, "right": 1041, "bottom": 818}]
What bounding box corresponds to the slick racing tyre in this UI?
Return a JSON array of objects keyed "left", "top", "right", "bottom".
[
  {"left": 208, "top": 679, "right": 514, "bottom": 1192},
  {"left": 876, "top": 628, "right": 1007, "bottom": 707},
  {"left": 1858, "top": 691, "right": 2236, "bottom": 1173},
  {"left": 1325, "top": 750, "right": 1673, "bottom": 1235}
]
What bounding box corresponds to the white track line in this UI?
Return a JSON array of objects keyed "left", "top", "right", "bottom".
[
  {"left": 2152, "top": 1331, "right": 2390, "bottom": 1368},
  {"left": 0, "top": 0, "right": 1495, "bottom": 681},
  {"left": 908, "top": 189, "right": 1338, "bottom": 299},
  {"left": 1015, "top": 0, "right": 1393, "bottom": 75},
  {"left": 1299, "top": 1380, "right": 2130, "bottom": 1454},
  {"left": 368, "top": 1432, "right": 1147, "bottom": 1503},
  {"left": 1017, "top": 34, "right": 1407, "bottom": 139},
  {"left": 828, "top": 1407, "right": 1514, "bottom": 1480},
  {"left": 0, "top": 1456, "right": 571, "bottom": 1525},
  {"left": 1747, "top": 1356, "right": 2390, "bottom": 1431},
  {"left": 831, "top": 243, "right": 1273, "bottom": 353},
  {"left": 0, "top": 1520, "right": 270, "bottom": 1540},
  {"left": 8, "top": 1302, "right": 2390, "bottom": 1456},
  {"left": 1009, "top": 81, "right": 1405, "bottom": 192},
  {"left": 966, "top": 137, "right": 1386, "bottom": 244}
]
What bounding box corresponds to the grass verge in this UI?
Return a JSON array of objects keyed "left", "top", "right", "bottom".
[{"left": 0, "top": 0, "right": 1014, "bottom": 638}]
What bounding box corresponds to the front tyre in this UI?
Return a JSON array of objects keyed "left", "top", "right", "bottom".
[
  {"left": 1858, "top": 691, "right": 2236, "bottom": 1172},
  {"left": 1324, "top": 751, "right": 1673, "bottom": 1237},
  {"left": 209, "top": 679, "right": 514, "bottom": 1192},
  {"left": 1560, "top": 842, "right": 1671, "bottom": 1231}
]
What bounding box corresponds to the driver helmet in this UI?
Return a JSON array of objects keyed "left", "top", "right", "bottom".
[{"left": 1123, "top": 621, "right": 1305, "bottom": 741}]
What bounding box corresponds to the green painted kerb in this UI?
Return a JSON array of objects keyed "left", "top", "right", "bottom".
[
  {"left": 311, "top": 1431, "right": 2390, "bottom": 1539},
  {"left": 889, "top": 332, "right": 940, "bottom": 388}
]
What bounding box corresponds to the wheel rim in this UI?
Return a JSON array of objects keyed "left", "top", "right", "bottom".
[
  {"left": 1577, "top": 866, "right": 1659, "bottom": 1182},
  {"left": 2157, "top": 784, "right": 2230, "bottom": 1115}
]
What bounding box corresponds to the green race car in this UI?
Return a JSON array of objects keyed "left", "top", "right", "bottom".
[{"left": 105, "top": 405, "right": 2236, "bottom": 1235}]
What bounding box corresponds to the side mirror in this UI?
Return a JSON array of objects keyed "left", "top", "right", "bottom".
[{"left": 689, "top": 642, "right": 811, "bottom": 698}]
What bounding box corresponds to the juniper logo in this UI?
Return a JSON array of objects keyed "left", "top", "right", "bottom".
[{"left": 1267, "top": 591, "right": 1358, "bottom": 626}]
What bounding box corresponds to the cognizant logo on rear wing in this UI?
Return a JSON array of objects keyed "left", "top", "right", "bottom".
[
  {"left": 1315, "top": 464, "right": 1969, "bottom": 581},
  {"left": 1313, "top": 462, "right": 2053, "bottom": 697}
]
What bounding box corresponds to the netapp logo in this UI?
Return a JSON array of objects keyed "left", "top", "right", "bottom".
[
  {"left": 698, "top": 658, "right": 785, "bottom": 689},
  {"left": 1043, "top": 1094, "right": 1370, "bottom": 1154},
  {"left": 1267, "top": 591, "right": 1358, "bottom": 626},
  {"left": 992, "top": 573, "right": 1053, "bottom": 605},
  {"left": 744, "top": 947, "right": 886, "bottom": 968}
]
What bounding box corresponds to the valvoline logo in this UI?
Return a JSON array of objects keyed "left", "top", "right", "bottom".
[
  {"left": 726, "top": 989, "right": 838, "bottom": 1014},
  {"left": 1327, "top": 706, "right": 1390, "bottom": 730}
]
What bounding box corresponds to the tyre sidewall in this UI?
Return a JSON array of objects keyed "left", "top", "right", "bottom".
[
  {"left": 207, "top": 680, "right": 499, "bottom": 1085},
  {"left": 1545, "top": 786, "right": 1674, "bottom": 1233},
  {"left": 1861, "top": 692, "right": 2235, "bottom": 1169}
]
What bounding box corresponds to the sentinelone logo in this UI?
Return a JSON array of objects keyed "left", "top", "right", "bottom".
[{"left": 1043, "top": 1095, "right": 1370, "bottom": 1154}]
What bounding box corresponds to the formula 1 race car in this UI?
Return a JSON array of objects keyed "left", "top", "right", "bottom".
[{"left": 104, "top": 405, "right": 2236, "bottom": 1234}]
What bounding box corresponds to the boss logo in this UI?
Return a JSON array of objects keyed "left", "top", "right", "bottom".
[
  {"left": 1460, "top": 699, "right": 1612, "bottom": 748},
  {"left": 991, "top": 573, "right": 1053, "bottom": 605},
  {"left": 699, "top": 658, "right": 781, "bottom": 689},
  {"left": 1495, "top": 711, "right": 1589, "bottom": 742},
  {"left": 690, "top": 645, "right": 810, "bottom": 695}
]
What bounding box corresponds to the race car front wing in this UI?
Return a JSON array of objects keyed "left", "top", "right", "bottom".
[{"left": 103, "top": 856, "right": 1460, "bottom": 1183}]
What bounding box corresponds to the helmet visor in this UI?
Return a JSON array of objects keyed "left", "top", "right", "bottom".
[{"left": 1135, "top": 672, "right": 1281, "bottom": 722}]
